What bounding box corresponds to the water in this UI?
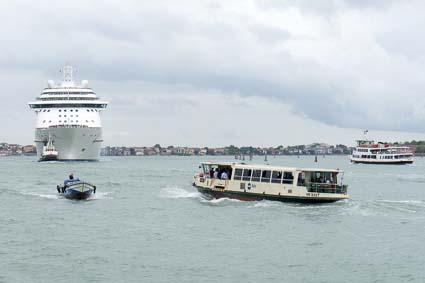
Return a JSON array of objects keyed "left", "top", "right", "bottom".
[{"left": 1, "top": 155, "right": 425, "bottom": 283}]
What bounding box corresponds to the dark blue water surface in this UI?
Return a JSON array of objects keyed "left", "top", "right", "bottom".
[{"left": 1, "top": 156, "right": 424, "bottom": 282}]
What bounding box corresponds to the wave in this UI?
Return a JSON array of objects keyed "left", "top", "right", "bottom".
[
  {"left": 376, "top": 199, "right": 425, "bottom": 205},
  {"left": 201, "top": 197, "right": 242, "bottom": 204},
  {"left": 21, "top": 191, "right": 112, "bottom": 200},
  {"left": 250, "top": 201, "right": 278, "bottom": 208},
  {"left": 396, "top": 174, "right": 425, "bottom": 183},
  {"left": 22, "top": 192, "right": 61, "bottom": 199},
  {"left": 159, "top": 186, "right": 202, "bottom": 199},
  {"left": 340, "top": 199, "right": 425, "bottom": 216},
  {"left": 91, "top": 192, "right": 113, "bottom": 200}
]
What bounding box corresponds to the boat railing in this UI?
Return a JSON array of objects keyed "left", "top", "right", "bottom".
[{"left": 305, "top": 182, "right": 348, "bottom": 194}]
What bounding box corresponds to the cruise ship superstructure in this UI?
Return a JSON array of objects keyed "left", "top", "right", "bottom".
[{"left": 28, "top": 65, "right": 108, "bottom": 161}]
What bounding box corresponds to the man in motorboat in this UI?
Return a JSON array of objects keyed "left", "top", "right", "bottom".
[
  {"left": 57, "top": 173, "right": 96, "bottom": 199},
  {"left": 64, "top": 173, "right": 80, "bottom": 186}
]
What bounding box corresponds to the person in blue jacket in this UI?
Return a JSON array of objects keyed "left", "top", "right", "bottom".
[{"left": 64, "top": 173, "right": 80, "bottom": 186}]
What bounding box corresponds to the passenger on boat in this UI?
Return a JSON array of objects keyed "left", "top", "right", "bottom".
[
  {"left": 221, "top": 171, "right": 229, "bottom": 180},
  {"left": 64, "top": 173, "right": 80, "bottom": 186},
  {"left": 213, "top": 168, "right": 219, "bottom": 179},
  {"left": 209, "top": 168, "right": 214, "bottom": 178}
]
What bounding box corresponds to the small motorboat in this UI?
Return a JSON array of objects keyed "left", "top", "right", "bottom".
[{"left": 57, "top": 181, "right": 96, "bottom": 200}]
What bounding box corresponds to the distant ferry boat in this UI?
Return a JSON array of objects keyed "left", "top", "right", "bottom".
[
  {"left": 28, "top": 65, "right": 108, "bottom": 161},
  {"left": 193, "top": 162, "right": 349, "bottom": 203},
  {"left": 351, "top": 140, "right": 414, "bottom": 164}
]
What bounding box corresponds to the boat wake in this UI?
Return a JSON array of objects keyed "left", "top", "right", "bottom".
[
  {"left": 249, "top": 200, "right": 281, "bottom": 208},
  {"left": 160, "top": 187, "right": 245, "bottom": 205},
  {"left": 160, "top": 186, "right": 202, "bottom": 199},
  {"left": 91, "top": 192, "right": 113, "bottom": 200},
  {"left": 201, "top": 197, "right": 242, "bottom": 205},
  {"left": 23, "top": 192, "right": 61, "bottom": 199},
  {"left": 396, "top": 174, "right": 425, "bottom": 183},
  {"left": 22, "top": 191, "right": 112, "bottom": 200},
  {"left": 342, "top": 199, "right": 425, "bottom": 216}
]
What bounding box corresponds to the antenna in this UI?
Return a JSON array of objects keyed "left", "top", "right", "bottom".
[{"left": 62, "top": 63, "right": 74, "bottom": 82}]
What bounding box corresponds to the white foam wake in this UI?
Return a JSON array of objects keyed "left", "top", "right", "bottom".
[
  {"left": 23, "top": 192, "right": 61, "bottom": 199},
  {"left": 91, "top": 192, "right": 113, "bottom": 200},
  {"left": 160, "top": 187, "right": 202, "bottom": 199}
]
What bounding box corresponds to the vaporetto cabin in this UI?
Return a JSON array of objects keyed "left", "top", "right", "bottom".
[{"left": 193, "top": 162, "right": 349, "bottom": 203}]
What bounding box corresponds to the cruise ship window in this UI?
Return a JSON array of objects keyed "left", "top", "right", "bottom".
[
  {"left": 76, "top": 115, "right": 78, "bottom": 117},
  {"left": 261, "top": 170, "right": 271, "bottom": 183},
  {"left": 64, "top": 115, "right": 67, "bottom": 117},
  {"left": 71, "top": 120, "right": 73, "bottom": 123},
  {"left": 59, "top": 120, "right": 61, "bottom": 123},
  {"left": 43, "top": 120, "right": 46, "bottom": 123},
  {"left": 70, "top": 109, "right": 73, "bottom": 112},
  {"left": 59, "top": 115, "right": 61, "bottom": 117},
  {"left": 91, "top": 120, "right": 94, "bottom": 122},
  {"left": 59, "top": 109, "right": 62, "bottom": 112},
  {"left": 64, "top": 110, "right": 67, "bottom": 112},
  {"left": 76, "top": 110, "right": 78, "bottom": 112},
  {"left": 86, "top": 109, "right": 90, "bottom": 112},
  {"left": 86, "top": 120, "right": 89, "bottom": 122},
  {"left": 48, "top": 120, "right": 51, "bottom": 123},
  {"left": 76, "top": 120, "right": 79, "bottom": 123}
]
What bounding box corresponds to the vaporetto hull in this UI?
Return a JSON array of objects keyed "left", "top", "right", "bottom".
[
  {"left": 35, "top": 127, "right": 102, "bottom": 161},
  {"left": 351, "top": 159, "right": 413, "bottom": 165},
  {"left": 195, "top": 186, "right": 345, "bottom": 203}
]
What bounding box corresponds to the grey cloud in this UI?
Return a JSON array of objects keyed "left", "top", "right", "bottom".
[{"left": 1, "top": 0, "right": 425, "bottom": 144}]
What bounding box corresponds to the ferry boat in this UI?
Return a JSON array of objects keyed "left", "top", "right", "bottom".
[
  {"left": 351, "top": 140, "right": 414, "bottom": 164},
  {"left": 193, "top": 162, "right": 349, "bottom": 203},
  {"left": 28, "top": 64, "right": 108, "bottom": 161}
]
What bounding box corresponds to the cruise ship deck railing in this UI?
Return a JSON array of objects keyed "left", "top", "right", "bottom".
[{"left": 305, "top": 183, "right": 348, "bottom": 194}]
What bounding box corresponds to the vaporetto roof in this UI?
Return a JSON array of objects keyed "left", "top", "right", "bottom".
[{"left": 200, "top": 161, "right": 343, "bottom": 173}]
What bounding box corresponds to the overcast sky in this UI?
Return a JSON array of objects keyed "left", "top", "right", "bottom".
[{"left": 2, "top": 0, "right": 425, "bottom": 147}]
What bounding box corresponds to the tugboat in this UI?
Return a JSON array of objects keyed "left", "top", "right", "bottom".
[
  {"left": 39, "top": 133, "right": 58, "bottom": 162},
  {"left": 193, "top": 162, "right": 349, "bottom": 203},
  {"left": 57, "top": 174, "right": 96, "bottom": 200}
]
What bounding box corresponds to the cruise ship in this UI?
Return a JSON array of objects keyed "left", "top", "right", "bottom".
[
  {"left": 351, "top": 140, "right": 414, "bottom": 164},
  {"left": 28, "top": 65, "right": 108, "bottom": 161}
]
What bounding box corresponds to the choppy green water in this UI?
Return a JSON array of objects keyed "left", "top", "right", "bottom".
[{"left": 1, "top": 155, "right": 425, "bottom": 282}]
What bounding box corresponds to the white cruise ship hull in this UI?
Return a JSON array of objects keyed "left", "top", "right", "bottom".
[{"left": 35, "top": 127, "right": 102, "bottom": 161}]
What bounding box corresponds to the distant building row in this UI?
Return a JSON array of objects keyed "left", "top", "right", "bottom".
[
  {"left": 100, "top": 143, "right": 353, "bottom": 156},
  {"left": 0, "top": 143, "right": 36, "bottom": 156}
]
